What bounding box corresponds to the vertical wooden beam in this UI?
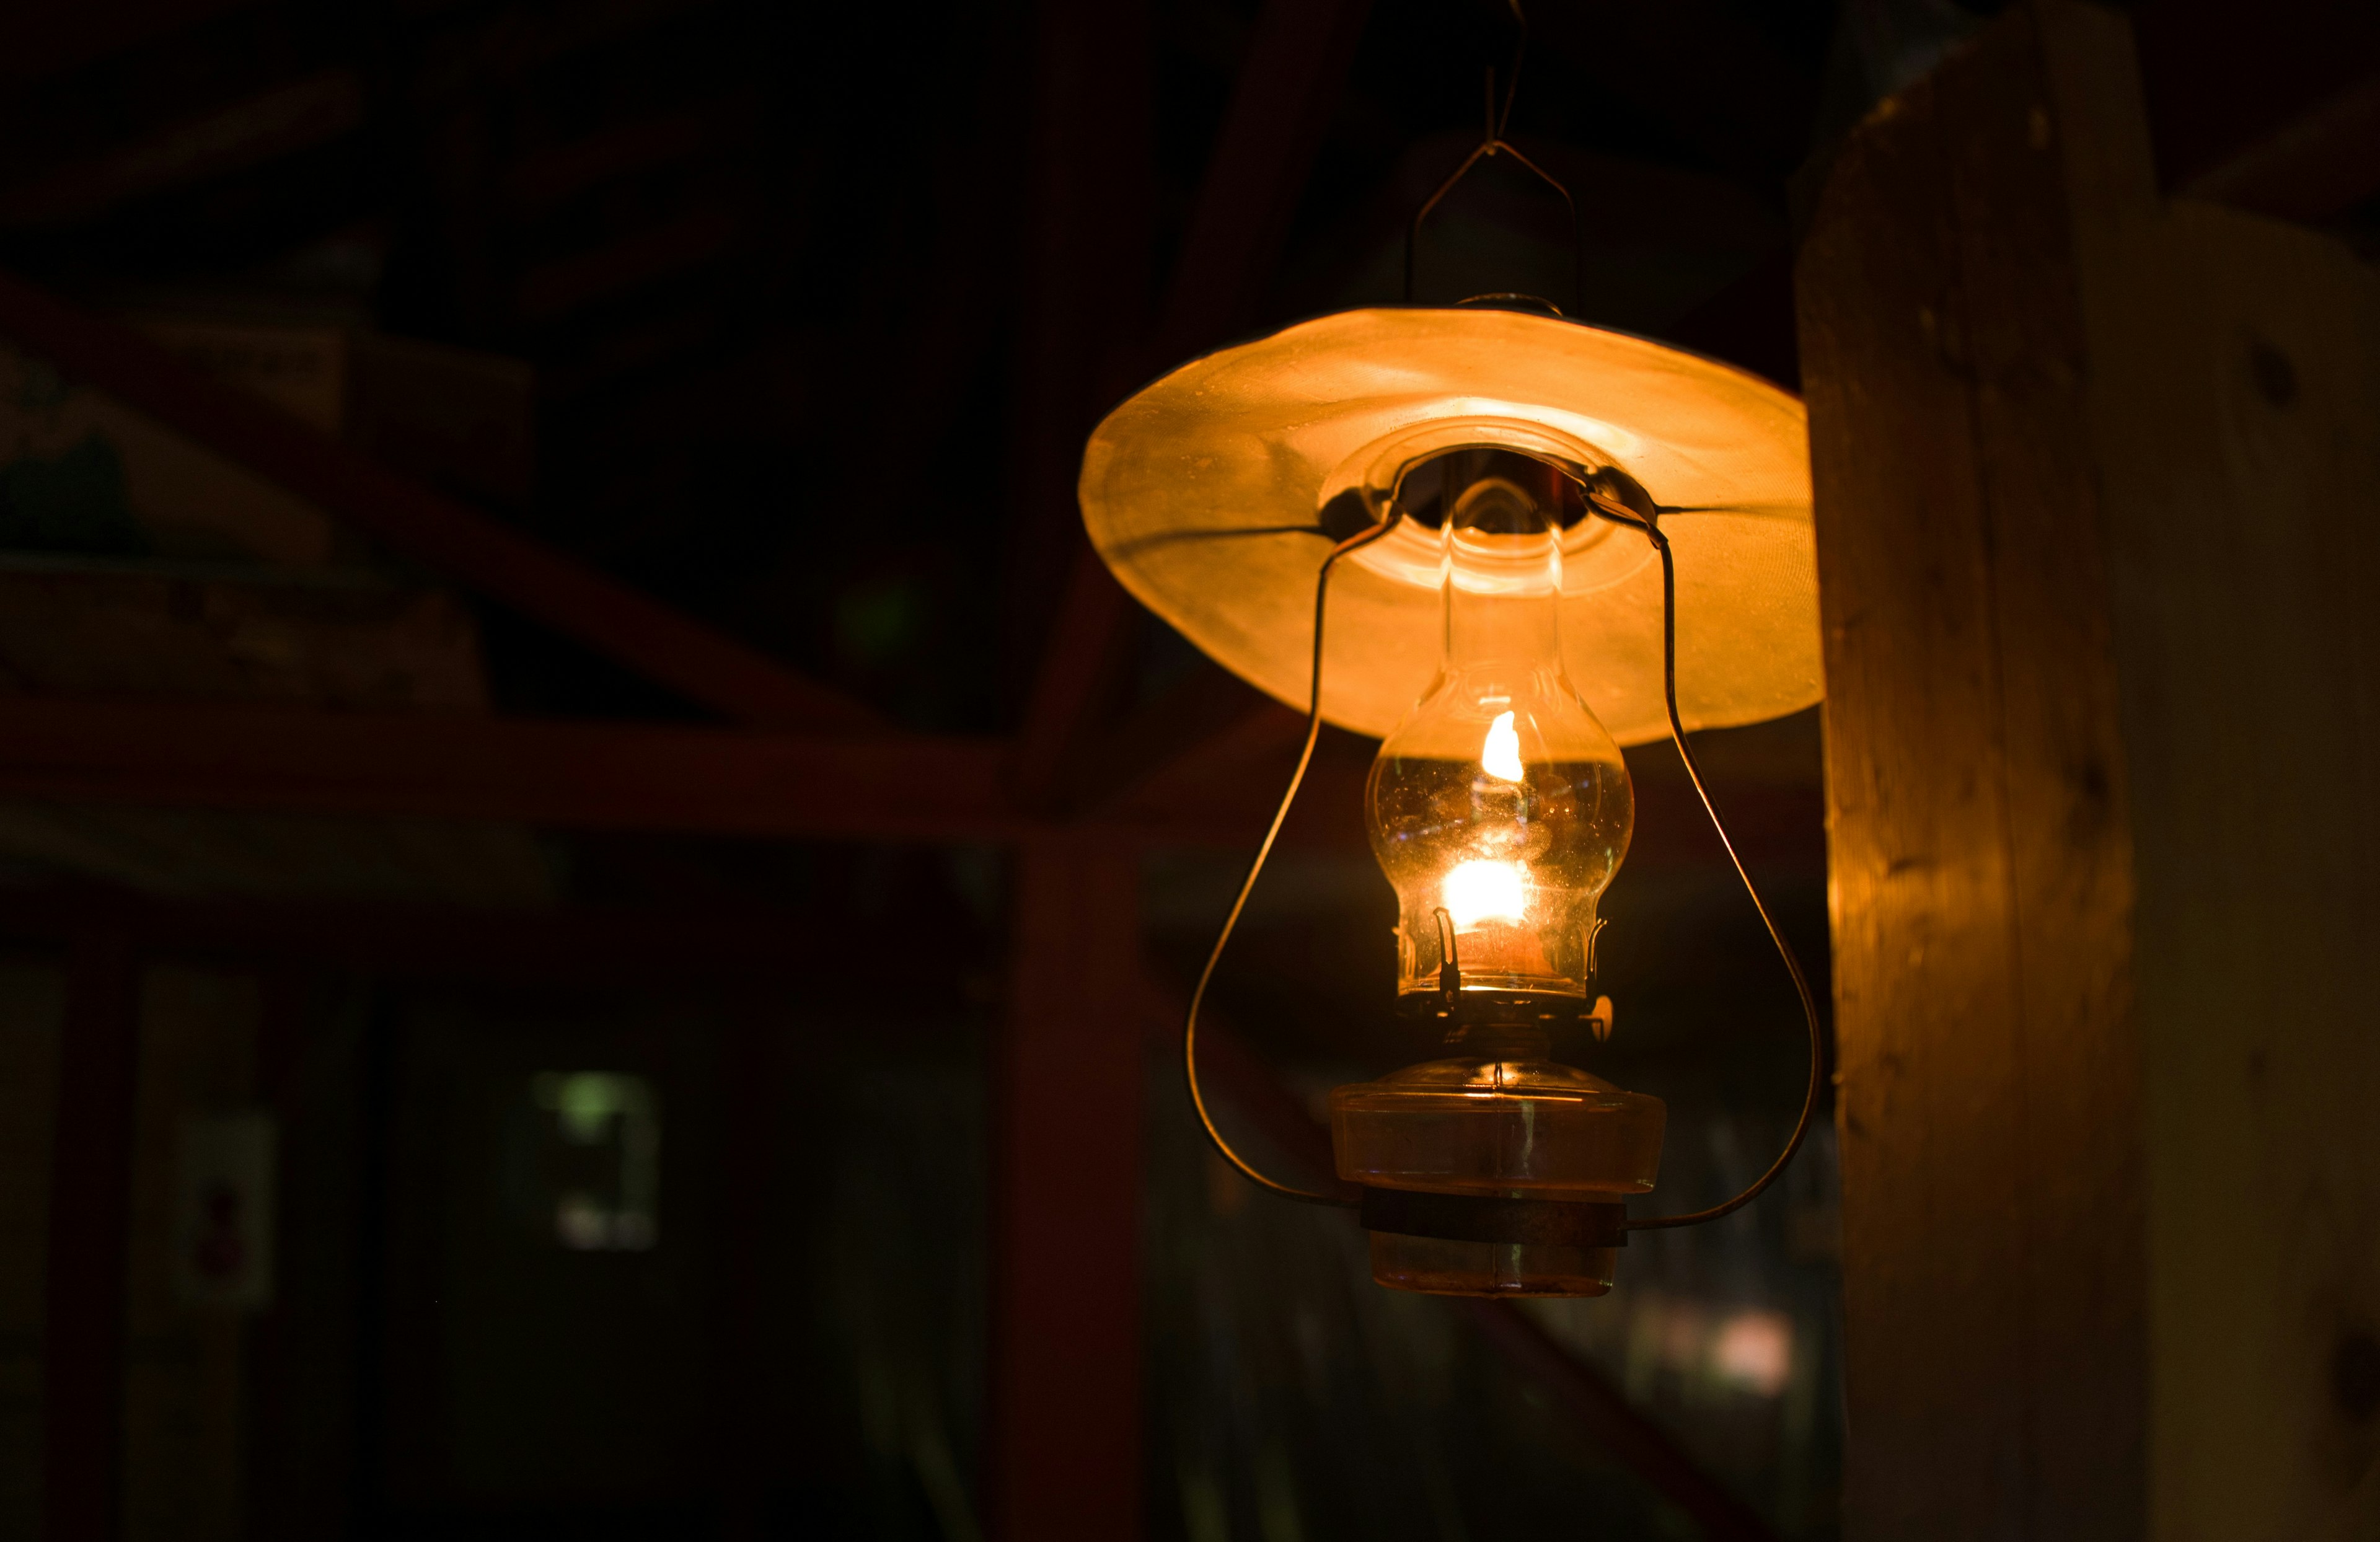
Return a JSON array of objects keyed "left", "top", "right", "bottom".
[
  {"left": 2043, "top": 4, "right": 2380, "bottom": 1533},
  {"left": 1008, "top": 0, "right": 1373, "bottom": 808},
  {"left": 987, "top": 840, "right": 1145, "bottom": 1540},
  {"left": 1802, "top": 10, "right": 2144, "bottom": 1536},
  {"left": 43, "top": 930, "right": 141, "bottom": 1542},
  {"left": 1003, "top": 0, "right": 1152, "bottom": 763},
  {"left": 1140, "top": 0, "right": 1375, "bottom": 369},
  {"left": 1802, "top": 1, "right": 2380, "bottom": 1536}
]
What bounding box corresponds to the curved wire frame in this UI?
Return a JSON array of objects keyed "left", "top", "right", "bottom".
[
  {"left": 1180, "top": 487, "right": 1827, "bottom": 1233},
  {"left": 1580, "top": 493, "right": 1826, "bottom": 1233},
  {"left": 1181, "top": 512, "right": 1404, "bottom": 1210}
]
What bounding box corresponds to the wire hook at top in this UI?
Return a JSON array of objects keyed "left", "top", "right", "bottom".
[{"left": 1403, "top": 1, "right": 1584, "bottom": 314}]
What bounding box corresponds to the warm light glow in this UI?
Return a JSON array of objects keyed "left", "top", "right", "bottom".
[
  {"left": 1481, "top": 710, "right": 1523, "bottom": 782},
  {"left": 1443, "top": 860, "right": 1528, "bottom": 927},
  {"left": 1365, "top": 449, "right": 1634, "bottom": 1001},
  {"left": 1711, "top": 1310, "right": 1795, "bottom": 1396}
]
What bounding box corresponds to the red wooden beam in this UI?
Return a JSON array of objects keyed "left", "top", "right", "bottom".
[
  {"left": 43, "top": 927, "right": 142, "bottom": 1542},
  {"left": 1130, "top": 972, "right": 1359, "bottom": 1206},
  {"left": 0, "top": 270, "right": 879, "bottom": 733},
  {"left": 0, "top": 888, "right": 971, "bottom": 990},
  {"left": 0, "top": 698, "right": 1013, "bottom": 841},
  {"left": 1002, "top": 0, "right": 1154, "bottom": 811},
  {"left": 1460, "top": 1300, "right": 1781, "bottom": 1542},
  {"left": 1007, "top": 0, "right": 1376, "bottom": 808},
  {"left": 987, "top": 840, "right": 1147, "bottom": 1540},
  {"left": 1071, "top": 663, "right": 1305, "bottom": 819},
  {"left": 0, "top": 693, "right": 1823, "bottom": 865},
  {"left": 1095, "top": 724, "right": 1375, "bottom": 855},
  {"left": 1140, "top": 0, "right": 1377, "bottom": 369}
]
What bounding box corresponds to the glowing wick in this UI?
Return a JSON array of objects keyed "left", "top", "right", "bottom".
[
  {"left": 1443, "top": 860, "right": 1527, "bottom": 927},
  {"left": 1481, "top": 710, "right": 1523, "bottom": 782}
]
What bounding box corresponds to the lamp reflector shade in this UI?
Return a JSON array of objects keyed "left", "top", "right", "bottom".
[{"left": 1077, "top": 307, "right": 1820, "bottom": 745}]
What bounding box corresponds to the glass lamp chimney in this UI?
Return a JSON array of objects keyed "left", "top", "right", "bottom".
[{"left": 1365, "top": 459, "right": 1633, "bottom": 1018}]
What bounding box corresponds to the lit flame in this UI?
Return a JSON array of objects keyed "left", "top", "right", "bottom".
[
  {"left": 1443, "top": 859, "right": 1527, "bottom": 927},
  {"left": 1481, "top": 710, "right": 1523, "bottom": 782}
]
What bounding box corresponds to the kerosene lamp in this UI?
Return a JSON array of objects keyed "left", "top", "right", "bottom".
[
  {"left": 1079, "top": 302, "right": 1823, "bottom": 1297},
  {"left": 1075, "top": 25, "right": 1823, "bottom": 1295}
]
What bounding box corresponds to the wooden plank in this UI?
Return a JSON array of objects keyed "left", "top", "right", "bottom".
[
  {"left": 0, "top": 890, "right": 959, "bottom": 990},
  {"left": 2041, "top": 4, "right": 2380, "bottom": 1533},
  {"left": 0, "top": 271, "right": 879, "bottom": 733},
  {"left": 0, "top": 698, "right": 1015, "bottom": 842},
  {"left": 1935, "top": 14, "right": 2147, "bottom": 1536},
  {"left": 1805, "top": 1, "right": 2380, "bottom": 1535},
  {"left": 1799, "top": 7, "right": 2145, "bottom": 1535},
  {"left": 0, "top": 684, "right": 1820, "bottom": 863},
  {"left": 986, "top": 840, "right": 1146, "bottom": 1540},
  {"left": 1002, "top": 0, "right": 1153, "bottom": 806},
  {"left": 42, "top": 929, "right": 141, "bottom": 1542}
]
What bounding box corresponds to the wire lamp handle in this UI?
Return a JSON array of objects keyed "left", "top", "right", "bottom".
[
  {"left": 1181, "top": 513, "right": 1403, "bottom": 1210},
  {"left": 1181, "top": 492, "right": 1827, "bottom": 1233},
  {"left": 1582, "top": 493, "right": 1827, "bottom": 1232}
]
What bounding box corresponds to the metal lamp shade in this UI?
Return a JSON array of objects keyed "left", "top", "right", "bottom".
[{"left": 1078, "top": 307, "right": 1820, "bottom": 746}]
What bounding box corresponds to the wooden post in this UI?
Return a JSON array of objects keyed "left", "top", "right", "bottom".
[
  {"left": 987, "top": 839, "right": 1145, "bottom": 1539},
  {"left": 1800, "top": 2, "right": 2380, "bottom": 1537},
  {"left": 43, "top": 930, "right": 140, "bottom": 1542}
]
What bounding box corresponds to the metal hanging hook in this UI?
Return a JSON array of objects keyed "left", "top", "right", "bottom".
[{"left": 1402, "top": 1, "right": 1585, "bottom": 314}]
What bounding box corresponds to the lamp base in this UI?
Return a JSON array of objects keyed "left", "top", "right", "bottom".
[
  {"left": 1356, "top": 1185, "right": 1628, "bottom": 1296},
  {"left": 1366, "top": 1230, "right": 1621, "bottom": 1297},
  {"left": 1329, "top": 1044, "right": 1664, "bottom": 1298}
]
